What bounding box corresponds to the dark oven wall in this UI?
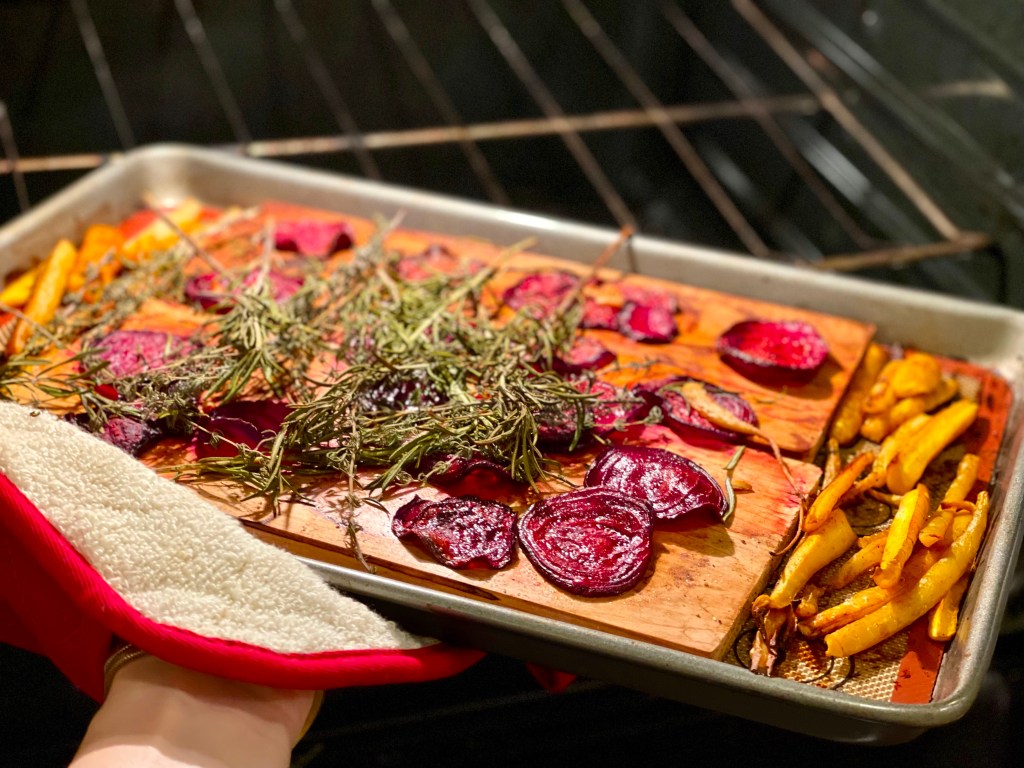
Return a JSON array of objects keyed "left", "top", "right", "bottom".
[{"left": 2, "top": 0, "right": 1023, "bottom": 307}]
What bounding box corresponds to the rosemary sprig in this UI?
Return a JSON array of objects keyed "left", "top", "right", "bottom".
[{"left": 2, "top": 211, "right": 601, "bottom": 518}]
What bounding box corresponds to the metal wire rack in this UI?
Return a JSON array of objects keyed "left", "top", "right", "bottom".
[{"left": 0, "top": 0, "right": 998, "bottom": 281}]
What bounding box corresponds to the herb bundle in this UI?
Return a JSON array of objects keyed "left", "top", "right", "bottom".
[{"left": 1, "top": 211, "right": 602, "bottom": 515}]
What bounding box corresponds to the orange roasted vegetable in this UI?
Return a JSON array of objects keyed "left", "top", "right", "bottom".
[
  {"left": 68, "top": 224, "right": 125, "bottom": 292},
  {"left": 5, "top": 239, "right": 77, "bottom": 356},
  {"left": 803, "top": 451, "right": 873, "bottom": 532},
  {"left": 890, "top": 351, "right": 942, "bottom": 398},
  {"left": 824, "top": 491, "right": 988, "bottom": 657},
  {"left": 873, "top": 484, "right": 930, "bottom": 589},
  {"left": 767, "top": 508, "right": 856, "bottom": 609},
  {"left": 886, "top": 400, "right": 979, "bottom": 494},
  {"left": 830, "top": 343, "right": 889, "bottom": 445}
]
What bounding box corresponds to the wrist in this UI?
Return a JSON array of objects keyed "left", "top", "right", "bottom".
[{"left": 72, "top": 655, "right": 317, "bottom": 768}]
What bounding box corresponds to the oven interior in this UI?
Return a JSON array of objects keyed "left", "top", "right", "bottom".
[{"left": 3, "top": 0, "right": 1024, "bottom": 763}]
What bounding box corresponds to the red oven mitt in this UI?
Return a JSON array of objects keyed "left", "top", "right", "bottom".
[{"left": 0, "top": 400, "right": 483, "bottom": 701}]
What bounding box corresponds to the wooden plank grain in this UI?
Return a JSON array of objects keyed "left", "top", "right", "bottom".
[{"left": 201, "top": 425, "right": 820, "bottom": 659}]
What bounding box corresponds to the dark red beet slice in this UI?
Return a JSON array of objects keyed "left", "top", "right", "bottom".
[
  {"left": 502, "top": 271, "right": 580, "bottom": 316},
  {"left": 619, "top": 284, "right": 680, "bottom": 314},
  {"left": 617, "top": 302, "right": 678, "bottom": 343},
  {"left": 274, "top": 219, "right": 354, "bottom": 256},
  {"left": 536, "top": 401, "right": 589, "bottom": 449},
  {"left": 518, "top": 487, "right": 653, "bottom": 596},
  {"left": 577, "top": 379, "right": 645, "bottom": 434},
  {"left": 553, "top": 336, "right": 616, "bottom": 375},
  {"left": 96, "top": 416, "right": 163, "bottom": 456},
  {"left": 391, "top": 495, "right": 434, "bottom": 537},
  {"left": 87, "top": 330, "right": 194, "bottom": 378},
  {"left": 205, "top": 399, "right": 291, "bottom": 434},
  {"left": 717, "top": 319, "right": 828, "bottom": 382},
  {"left": 585, "top": 445, "right": 727, "bottom": 522},
  {"left": 392, "top": 495, "right": 517, "bottom": 569},
  {"left": 580, "top": 299, "right": 620, "bottom": 330},
  {"left": 635, "top": 377, "right": 758, "bottom": 443},
  {"left": 418, "top": 454, "right": 515, "bottom": 485},
  {"left": 358, "top": 371, "right": 448, "bottom": 412},
  {"left": 393, "top": 244, "right": 483, "bottom": 282},
  {"left": 185, "top": 269, "right": 303, "bottom": 311},
  {"left": 194, "top": 400, "right": 290, "bottom": 458}
]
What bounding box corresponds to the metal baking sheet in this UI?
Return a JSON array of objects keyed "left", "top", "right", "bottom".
[{"left": 3, "top": 144, "right": 1023, "bottom": 744}]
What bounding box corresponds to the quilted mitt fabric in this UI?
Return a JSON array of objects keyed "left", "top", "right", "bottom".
[{"left": 0, "top": 400, "right": 482, "bottom": 700}]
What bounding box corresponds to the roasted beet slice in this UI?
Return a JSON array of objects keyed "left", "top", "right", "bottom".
[
  {"left": 185, "top": 269, "right": 303, "bottom": 311},
  {"left": 502, "top": 271, "right": 580, "bottom": 316},
  {"left": 585, "top": 445, "right": 727, "bottom": 522},
  {"left": 358, "top": 371, "right": 448, "bottom": 412},
  {"left": 536, "top": 401, "right": 589, "bottom": 449},
  {"left": 636, "top": 377, "right": 758, "bottom": 443},
  {"left": 87, "top": 330, "right": 194, "bottom": 378},
  {"left": 274, "top": 219, "right": 354, "bottom": 256},
  {"left": 194, "top": 400, "right": 290, "bottom": 458},
  {"left": 391, "top": 495, "right": 434, "bottom": 538},
  {"left": 392, "top": 495, "right": 517, "bottom": 569},
  {"left": 578, "top": 379, "right": 645, "bottom": 434},
  {"left": 619, "top": 284, "right": 680, "bottom": 314},
  {"left": 553, "top": 336, "right": 616, "bottom": 375},
  {"left": 617, "top": 301, "right": 678, "bottom": 343},
  {"left": 518, "top": 487, "right": 653, "bottom": 596},
  {"left": 93, "top": 415, "right": 163, "bottom": 456},
  {"left": 717, "top": 319, "right": 828, "bottom": 382},
  {"left": 580, "top": 299, "right": 620, "bottom": 330},
  {"left": 418, "top": 454, "right": 515, "bottom": 485},
  {"left": 393, "top": 244, "right": 483, "bottom": 282}
]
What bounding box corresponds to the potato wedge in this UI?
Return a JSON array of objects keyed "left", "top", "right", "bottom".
[
  {"left": 831, "top": 343, "right": 889, "bottom": 445},
  {"left": 886, "top": 400, "right": 979, "bottom": 494},
  {"left": 890, "top": 351, "right": 942, "bottom": 398},
  {"left": 874, "top": 484, "right": 930, "bottom": 589},
  {"left": 768, "top": 508, "right": 857, "bottom": 608},
  {"left": 804, "top": 451, "right": 874, "bottom": 532}
]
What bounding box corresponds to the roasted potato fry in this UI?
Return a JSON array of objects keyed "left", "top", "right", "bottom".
[
  {"left": 0, "top": 264, "right": 41, "bottom": 308},
  {"left": 804, "top": 451, "right": 874, "bottom": 532},
  {"left": 801, "top": 548, "right": 942, "bottom": 637},
  {"left": 830, "top": 343, "right": 890, "bottom": 445},
  {"left": 928, "top": 573, "right": 969, "bottom": 642},
  {"left": 919, "top": 508, "right": 954, "bottom": 548},
  {"left": 828, "top": 535, "right": 884, "bottom": 590},
  {"left": 68, "top": 224, "right": 124, "bottom": 292},
  {"left": 874, "top": 484, "right": 930, "bottom": 589},
  {"left": 824, "top": 491, "right": 988, "bottom": 657},
  {"left": 847, "top": 414, "right": 930, "bottom": 499},
  {"left": 862, "top": 358, "right": 902, "bottom": 415},
  {"left": 5, "top": 239, "right": 77, "bottom": 356},
  {"left": 943, "top": 453, "right": 980, "bottom": 504},
  {"left": 887, "top": 377, "right": 958, "bottom": 429},
  {"left": 890, "top": 351, "right": 942, "bottom": 398},
  {"left": 886, "top": 400, "right": 978, "bottom": 494},
  {"left": 769, "top": 508, "right": 857, "bottom": 608}
]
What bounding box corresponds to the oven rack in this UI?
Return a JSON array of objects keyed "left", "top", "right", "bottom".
[{"left": 0, "top": 0, "right": 997, "bottom": 283}]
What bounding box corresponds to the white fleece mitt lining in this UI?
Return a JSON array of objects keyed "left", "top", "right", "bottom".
[{"left": 0, "top": 400, "right": 422, "bottom": 654}]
